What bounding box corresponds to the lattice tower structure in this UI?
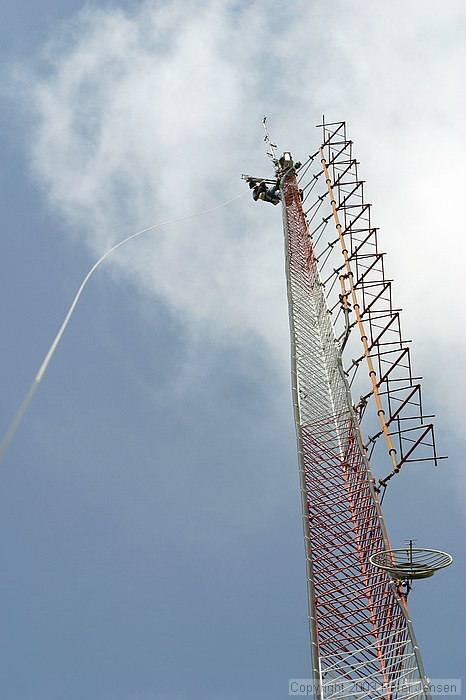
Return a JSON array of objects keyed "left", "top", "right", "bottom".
[{"left": 280, "top": 123, "right": 436, "bottom": 700}]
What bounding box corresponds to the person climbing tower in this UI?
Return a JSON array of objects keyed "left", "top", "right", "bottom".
[{"left": 250, "top": 179, "right": 281, "bottom": 206}]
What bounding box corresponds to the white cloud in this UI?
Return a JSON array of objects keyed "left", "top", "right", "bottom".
[
  {"left": 9, "top": 0, "right": 466, "bottom": 431},
  {"left": 12, "top": 1, "right": 293, "bottom": 366}
]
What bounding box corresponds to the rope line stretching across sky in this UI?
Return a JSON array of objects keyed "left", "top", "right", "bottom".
[{"left": 0, "top": 192, "right": 246, "bottom": 461}]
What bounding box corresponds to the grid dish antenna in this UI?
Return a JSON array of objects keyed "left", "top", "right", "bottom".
[{"left": 370, "top": 546, "right": 452, "bottom": 581}]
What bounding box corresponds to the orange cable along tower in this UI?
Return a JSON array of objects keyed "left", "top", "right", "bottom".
[{"left": 244, "top": 119, "right": 451, "bottom": 700}]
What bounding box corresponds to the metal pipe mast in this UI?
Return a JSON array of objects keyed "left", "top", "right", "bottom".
[{"left": 279, "top": 121, "right": 440, "bottom": 700}]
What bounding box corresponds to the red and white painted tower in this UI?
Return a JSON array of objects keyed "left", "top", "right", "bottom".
[{"left": 247, "top": 119, "right": 450, "bottom": 699}]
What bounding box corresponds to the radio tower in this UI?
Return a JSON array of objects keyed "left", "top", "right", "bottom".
[{"left": 244, "top": 119, "right": 451, "bottom": 700}]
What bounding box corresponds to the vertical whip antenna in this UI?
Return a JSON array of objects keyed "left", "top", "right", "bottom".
[{"left": 262, "top": 116, "right": 279, "bottom": 168}]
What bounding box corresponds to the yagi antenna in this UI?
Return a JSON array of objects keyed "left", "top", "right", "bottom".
[{"left": 262, "top": 116, "right": 278, "bottom": 166}]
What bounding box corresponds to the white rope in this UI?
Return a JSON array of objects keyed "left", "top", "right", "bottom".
[{"left": 0, "top": 192, "right": 245, "bottom": 460}]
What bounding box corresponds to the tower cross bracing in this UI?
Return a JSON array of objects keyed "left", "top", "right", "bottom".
[{"left": 277, "top": 120, "right": 441, "bottom": 700}]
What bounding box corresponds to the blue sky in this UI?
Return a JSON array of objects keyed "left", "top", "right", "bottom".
[{"left": 1, "top": 1, "right": 465, "bottom": 698}]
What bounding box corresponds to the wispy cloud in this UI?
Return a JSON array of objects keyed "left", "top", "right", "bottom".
[
  {"left": 10, "top": 2, "right": 295, "bottom": 362},
  {"left": 8, "top": 0, "right": 466, "bottom": 424}
]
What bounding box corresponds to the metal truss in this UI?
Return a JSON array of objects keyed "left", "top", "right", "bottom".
[
  {"left": 295, "top": 120, "right": 445, "bottom": 491},
  {"left": 280, "top": 147, "right": 432, "bottom": 698}
]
